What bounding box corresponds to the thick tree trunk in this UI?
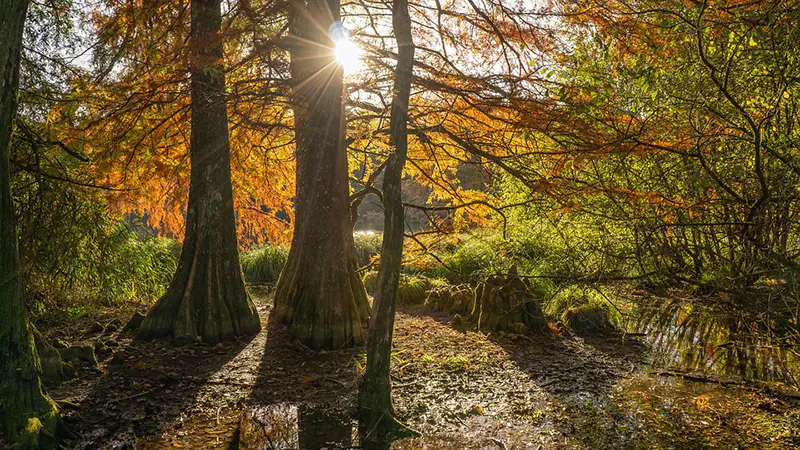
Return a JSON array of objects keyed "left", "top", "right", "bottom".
[
  {"left": 0, "top": 0, "right": 60, "bottom": 446},
  {"left": 274, "top": 0, "right": 370, "bottom": 350},
  {"left": 359, "top": 0, "right": 415, "bottom": 440},
  {"left": 137, "top": 0, "right": 260, "bottom": 344}
]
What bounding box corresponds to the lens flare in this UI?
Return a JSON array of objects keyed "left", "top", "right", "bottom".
[{"left": 330, "top": 21, "right": 363, "bottom": 75}]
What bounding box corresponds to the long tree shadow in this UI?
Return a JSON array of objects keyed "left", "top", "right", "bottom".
[
  {"left": 51, "top": 323, "right": 256, "bottom": 449},
  {"left": 243, "top": 311, "right": 363, "bottom": 449},
  {"left": 399, "top": 303, "right": 646, "bottom": 397},
  {"left": 397, "top": 303, "right": 761, "bottom": 449}
]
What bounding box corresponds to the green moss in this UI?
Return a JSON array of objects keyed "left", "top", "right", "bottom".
[
  {"left": 398, "top": 275, "right": 446, "bottom": 304},
  {"left": 362, "top": 272, "right": 446, "bottom": 304}
]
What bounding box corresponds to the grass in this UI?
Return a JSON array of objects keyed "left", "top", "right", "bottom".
[
  {"left": 354, "top": 231, "right": 383, "bottom": 268},
  {"left": 240, "top": 244, "right": 289, "bottom": 284}
]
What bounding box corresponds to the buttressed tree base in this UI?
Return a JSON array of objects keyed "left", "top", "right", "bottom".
[
  {"left": 136, "top": 0, "right": 260, "bottom": 344},
  {"left": 274, "top": 0, "right": 370, "bottom": 350}
]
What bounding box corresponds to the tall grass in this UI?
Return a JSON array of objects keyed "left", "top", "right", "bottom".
[
  {"left": 25, "top": 222, "right": 180, "bottom": 310},
  {"left": 354, "top": 231, "right": 382, "bottom": 268},
  {"left": 241, "top": 245, "right": 289, "bottom": 284}
]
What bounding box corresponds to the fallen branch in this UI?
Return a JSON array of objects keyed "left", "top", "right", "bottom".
[{"left": 651, "top": 369, "right": 800, "bottom": 400}]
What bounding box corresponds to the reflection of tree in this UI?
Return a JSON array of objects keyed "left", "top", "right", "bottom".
[
  {"left": 297, "top": 404, "right": 353, "bottom": 449},
  {"left": 240, "top": 403, "right": 299, "bottom": 449},
  {"left": 637, "top": 300, "right": 800, "bottom": 387}
]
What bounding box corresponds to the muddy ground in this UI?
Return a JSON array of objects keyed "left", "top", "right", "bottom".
[{"left": 38, "top": 287, "right": 800, "bottom": 449}]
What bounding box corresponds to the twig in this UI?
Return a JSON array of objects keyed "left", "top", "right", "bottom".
[{"left": 490, "top": 437, "right": 508, "bottom": 450}]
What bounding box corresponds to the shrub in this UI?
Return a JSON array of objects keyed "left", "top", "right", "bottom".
[
  {"left": 544, "top": 285, "right": 622, "bottom": 333},
  {"left": 241, "top": 244, "right": 289, "bottom": 284},
  {"left": 361, "top": 270, "right": 446, "bottom": 304}
]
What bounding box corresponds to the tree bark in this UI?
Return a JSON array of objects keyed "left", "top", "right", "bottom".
[
  {"left": 359, "top": 0, "right": 415, "bottom": 439},
  {"left": 274, "top": 0, "right": 370, "bottom": 350},
  {"left": 0, "top": 0, "right": 60, "bottom": 446},
  {"left": 137, "top": 0, "right": 260, "bottom": 344}
]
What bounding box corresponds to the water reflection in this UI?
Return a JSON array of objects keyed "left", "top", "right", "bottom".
[
  {"left": 633, "top": 300, "right": 800, "bottom": 388},
  {"left": 238, "top": 403, "right": 475, "bottom": 450},
  {"left": 239, "top": 403, "right": 356, "bottom": 449}
]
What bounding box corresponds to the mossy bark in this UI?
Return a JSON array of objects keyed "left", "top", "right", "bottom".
[
  {"left": 274, "top": 0, "right": 369, "bottom": 350},
  {"left": 137, "top": 0, "right": 260, "bottom": 344},
  {"left": 359, "top": 0, "right": 416, "bottom": 440},
  {"left": 0, "top": 0, "right": 60, "bottom": 446},
  {"left": 31, "top": 327, "right": 69, "bottom": 385}
]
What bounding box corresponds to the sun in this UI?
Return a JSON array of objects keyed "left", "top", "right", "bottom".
[
  {"left": 330, "top": 21, "right": 363, "bottom": 75},
  {"left": 335, "top": 39, "right": 363, "bottom": 75}
]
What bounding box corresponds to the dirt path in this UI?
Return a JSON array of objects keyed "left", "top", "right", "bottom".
[{"left": 44, "top": 289, "right": 800, "bottom": 449}]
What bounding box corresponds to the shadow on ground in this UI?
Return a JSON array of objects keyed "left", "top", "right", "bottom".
[{"left": 52, "top": 326, "right": 254, "bottom": 449}]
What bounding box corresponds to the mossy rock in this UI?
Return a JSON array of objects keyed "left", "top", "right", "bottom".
[
  {"left": 57, "top": 346, "right": 98, "bottom": 366},
  {"left": 32, "top": 327, "right": 68, "bottom": 385}
]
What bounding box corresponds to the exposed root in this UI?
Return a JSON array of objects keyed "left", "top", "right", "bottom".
[{"left": 361, "top": 410, "right": 420, "bottom": 444}]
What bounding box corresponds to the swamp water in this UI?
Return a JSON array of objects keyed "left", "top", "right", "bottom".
[
  {"left": 631, "top": 299, "right": 800, "bottom": 389},
  {"left": 141, "top": 297, "right": 800, "bottom": 449}
]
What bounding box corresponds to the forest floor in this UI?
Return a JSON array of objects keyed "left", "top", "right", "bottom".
[{"left": 38, "top": 286, "right": 800, "bottom": 449}]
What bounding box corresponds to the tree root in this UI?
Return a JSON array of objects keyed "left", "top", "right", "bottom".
[{"left": 361, "top": 410, "right": 420, "bottom": 444}]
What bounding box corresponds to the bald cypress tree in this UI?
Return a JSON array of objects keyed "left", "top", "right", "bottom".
[
  {"left": 274, "top": 0, "right": 370, "bottom": 350},
  {"left": 359, "top": 0, "right": 416, "bottom": 438},
  {"left": 0, "top": 0, "right": 60, "bottom": 446},
  {"left": 137, "top": 0, "right": 260, "bottom": 343}
]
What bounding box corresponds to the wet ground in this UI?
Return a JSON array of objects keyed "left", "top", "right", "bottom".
[{"left": 41, "top": 287, "right": 800, "bottom": 449}]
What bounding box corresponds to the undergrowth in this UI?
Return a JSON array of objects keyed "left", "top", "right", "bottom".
[{"left": 241, "top": 244, "right": 289, "bottom": 284}]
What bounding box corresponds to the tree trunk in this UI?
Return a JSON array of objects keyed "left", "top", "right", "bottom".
[
  {"left": 274, "top": 0, "right": 370, "bottom": 350},
  {"left": 0, "top": 0, "right": 60, "bottom": 446},
  {"left": 137, "top": 0, "right": 260, "bottom": 344},
  {"left": 359, "top": 0, "right": 415, "bottom": 439}
]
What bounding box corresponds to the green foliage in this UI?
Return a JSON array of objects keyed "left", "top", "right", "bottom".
[
  {"left": 408, "top": 232, "right": 513, "bottom": 283},
  {"left": 12, "top": 159, "right": 180, "bottom": 310},
  {"left": 406, "top": 218, "right": 632, "bottom": 293},
  {"left": 240, "top": 244, "right": 289, "bottom": 284},
  {"left": 362, "top": 270, "right": 446, "bottom": 304},
  {"left": 23, "top": 221, "right": 180, "bottom": 310},
  {"left": 353, "top": 231, "right": 383, "bottom": 268},
  {"left": 545, "top": 285, "right": 622, "bottom": 333}
]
